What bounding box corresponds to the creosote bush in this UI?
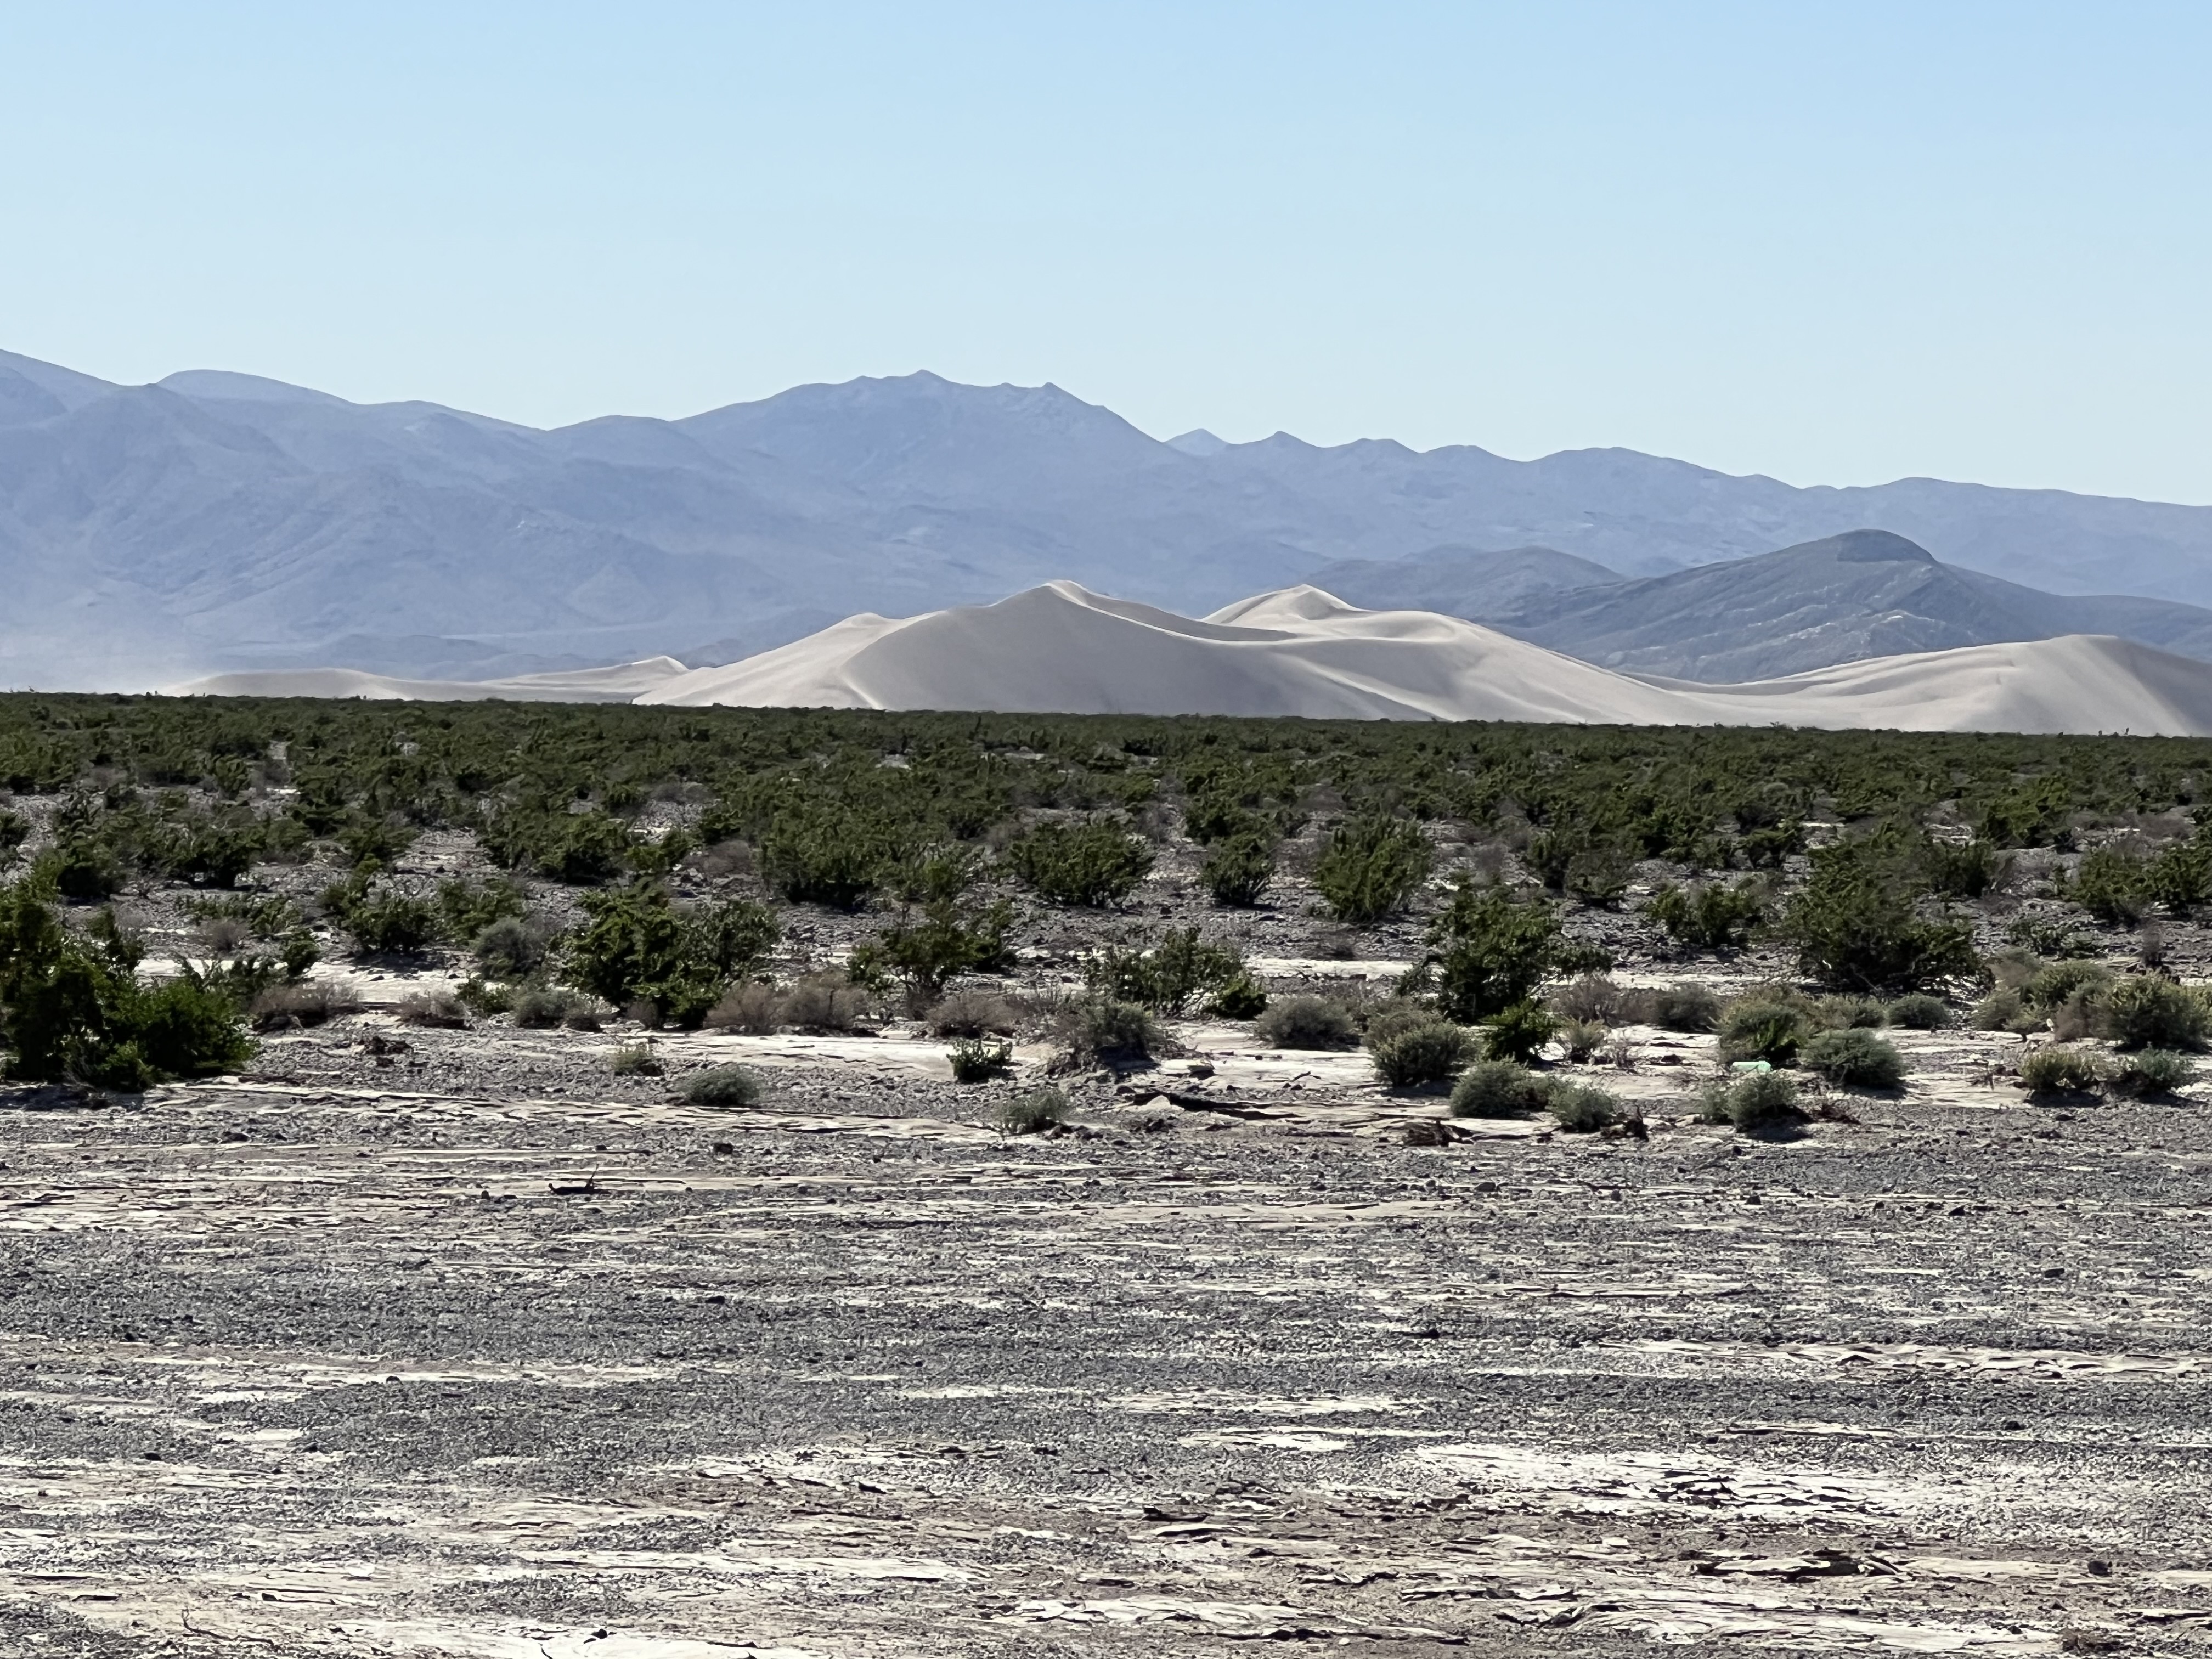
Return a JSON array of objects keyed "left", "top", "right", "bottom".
[
  {"left": 2108, "top": 1048, "right": 2195, "bottom": 1097},
  {"left": 1547, "top": 1084, "right": 1620, "bottom": 1133},
  {"left": 1971, "top": 987, "right": 2042, "bottom": 1034},
  {"left": 609, "top": 1041, "right": 663, "bottom": 1076},
  {"left": 1083, "top": 927, "right": 1246, "bottom": 1013},
  {"left": 1000, "top": 1086, "right": 1070, "bottom": 1135},
  {"left": 1646, "top": 879, "right": 1767, "bottom": 951},
  {"left": 927, "top": 988, "right": 1019, "bottom": 1038},
  {"left": 2101, "top": 975, "right": 2211, "bottom": 1052},
  {"left": 1254, "top": 994, "right": 1357, "bottom": 1050},
  {"left": 1479, "top": 1001, "right": 1556, "bottom": 1064},
  {"left": 1204, "top": 970, "right": 1269, "bottom": 1019},
  {"left": 1200, "top": 833, "right": 1275, "bottom": 907},
  {"left": 1626, "top": 984, "right": 1722, "bottom": 1032},
  {"left": 1699, "top": 1069, "right": 1802, "bottom": 1128},
  {"left": 704, "top": 981, "right": 781, "bottom": 1034},
  {"left": 1369, "top": 1018, "right": 1474, "bottom": 1089},
  {"left": 249, "top": 980, "right": 362, "bottom": 1031},
  {"left": 1551, "top": 973, "right": 1628, "bottom": 1024},
  {"left": 1426, "top": 881, "right": 1564, "bottom": 1023},
  {"left": 511, "top": 986, "right": 605, "bottom": 1030},
  {"left": 947, "top": 1037, "right": 1015, "bottom": 1082},
  {"left": 1311, "top": 814, "right": 1434, "bottom": 924},
  {"left": 1007, "top": 819, "right": 1153, "bottom": 907},
  {"left": 1884, "top": 992, "right": 1950, "bottom": 1030},
  {"left": 679, "top": 1064, "right": 762, "bottom": 1108},
  {"left": 1798, "top": 1026, "right": 1907, "bottom": 1090},
  {"left": 396, "top": 989, "right": 468, "bottom": 1029},
  {"left": 1717, "top": 998, "right": 1812, "bottom": 1065},
  {"left": 2019, "top": 1046, "right": 2106, "bottom": 1096},
  {"left": 1449, "top": 1058, "right": 1554, "bottom": 1119},
  {"left": 1056, "top": 996, "right": 1159, "bottom": 1067}
]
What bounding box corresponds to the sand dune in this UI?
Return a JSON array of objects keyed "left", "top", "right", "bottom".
[
  {"left": 165, "top": 657, "right": 689, "bottom": 703},
  {"left": 641, "top": 582, "right": 2212, "bottom": 735},
  {"left": 164, "top": 584, "right": 2212, "bottom": 735}
]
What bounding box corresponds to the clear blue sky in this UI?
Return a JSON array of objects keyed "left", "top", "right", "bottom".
[{"left": 3, "top": 2, "right": 2208, "bottom": 501}]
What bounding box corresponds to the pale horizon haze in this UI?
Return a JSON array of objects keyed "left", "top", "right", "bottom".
[{"left": 2, "top": 2, "right": 2208, "bottom": 502}]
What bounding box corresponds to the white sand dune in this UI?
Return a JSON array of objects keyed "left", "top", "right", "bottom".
[
  {"left": 640, "top": 582, "right": 2212, "bottom": 735},
  {"left": 164, "top": 657, "right": 690, "bottom": 703}
]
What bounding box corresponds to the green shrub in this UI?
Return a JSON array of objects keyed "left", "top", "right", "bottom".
[
  {"left": 679, "top": 1064, "right": 763, "bottom": 1107},
  {"left": 610, "top": 1041, "right": 664, "bottom": 1076},
  {"left": 1799, "top": 1027, "right": 1908, "bottom": 1089},
  {"left": 472, "top": 916, "right": 550, "bottom": 979},
  {"left": 1000, "top": 1086, "right": 1070, "bottom": 1135},
  {"left": 1717, "top": 999, "right": 1812, "bottom": 1065},
  {"left": 1370, "top": 1019, "right": 1475, "bottom": 1089},
  {"left": 2019, "top": 1046, "right": 2105, "bottom": 1096},
  {"left": 778, "top": 972, "right": 870, "bottom": 1031},
  {"left": 397, "top": 989, "right": 468, "bottom": 1028},
  {"left": 1312, "top": 815, "right": 1434, "bottom": 924},
  {"left": 1816, "top": 995, "right": 1887, "bottom": 1029},
  {"left": 1646, "top": 880, "right": 1767, "bottom": 950},
  {"left": 758, "top": 807, "right": 889, "bottom": 909},
  {"left": 454, "top": 975, "right": 514, "bottom": 1016},
  {"left": 1924, "top": 837, "right": 2012, "bottom": 900},
  {"left": 2108, "top": 1048, "right": 2196, "bottom": 1097},
  {"left": 2067, "top": 846, "right": 2149, "bottom": 924},
  {"left": 1057, "top": 996, "right": 1159, "bottom": 1065},
  {"left": 948, "top": 1037, "right": 1015, "bottom": 1082},
  {"left": 1781, "top": 827, "right": 1978, "bottom": 991},
  {"left": 564, "top": 882, "right": 780, "bottom": 1028},
  {"left": 1427, "top": 881, "right": 1564, "bottom": 1023},
  {"left": 511, "top": 986, "right": 603, "bottom": 1029},
  {"left": 2023, "top": 960, "right": 2112, "bottom": 1011},
  {"left": 860, "top": 899, "right": 1015, "bottom": 1006},
  {"left": 2005, "top": 915, "right": 2097, "bottom": 958},
  {"left": 1970, "top": 987, "right": 2043, "bottom": 1034},
  {"left": 1551, "top": 973, "right": 1628, "bottom": 1024},
  {"left": 1480, "top": 1001, "right": 1557, "bottom": 1063},
  {"left": 1200, "top": 833, "right": 1275, "bottom": 907},
  {"left": 2102, "top": 975, "right": 2211, "bottom": 1052},
  {"left": 0, "top": 882, "right": 253, "bottom": 1088},
  {"left": 1254, "top": 994, "right": 1357, "bottom": 1049},
  {"left": 1007, "top": 819, "right": 1153, "bottom": 907},
  {"left": 1555, "top": 1018, "right": 1608, "bottom": 1062},
  {"left": 1628, "top": 984, "right": 1722, "bottom": 1031},
  {"left": 1205, "top": 970, "right": 1269, "bottom": 1019},
  {"left": 1084, "top": 927, "right": 1246, "bottom": 1013},
  {"left": 1885, "top": 993, "right": 1950, "bottom": 1030},
  {"left": 1449, "top": 1059, "right": 1554, "bottom": 1119},
  {"left": 1547, "top": 1084, "right": 1620, "bottom": 1133},
  {"left": 1699, "top": 1069, "right": 1802, "bottom": 1127},
  {"left": 437, "top": 876, "right": 529, "bottom": 941}
]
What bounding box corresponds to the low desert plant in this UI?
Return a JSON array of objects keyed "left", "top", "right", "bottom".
[
  {"left": 704, "top": 980, "right": 782, "bottom": 1034},
  {"left": 2019, "top": 1046, "right": 2106, "bottom": 1096},
  {"left": 1717, "top": 998, "right": 1812, "bottom": 1065},
  {"left": 1884, "top": 992, "right": 1950, "bottom": 1030},
  {"left": 1056, "top": 996, "right": 1160, "bottom": 1066},
  {"left": 610, "top": 1040, "right": 663, "bottom": 1076},
  {"left": 2102, "top": 974, "right": 2212, "bottom": 1052},
  {"left": 778, "top": 971, "right": 870, "bottom": 1032},
  {"left": 1646, "top": 879, "right": 1767, "bottom": 951},
  {"left": 679, "top": 1064, "right": 763, "bottom": 1107},
  {"left": 1816, "top": 994, "right": 1887, "bottom": 1030},
  {"left": 454, "top": 975, "right": 514, "bottom": 1016},
  {"left": 1204, "top": 969, "right": 1269, "bottom": 1019},
  {"left": 1254, "top": 994, "right": 1358, "bottom": 1050},
  {"left": 247, "top": 980, "right": 363, "bottom": 1031},
  {"left": 1084, "top": 927, "right": 1247, "bottom": 1013},
  {"left": 1370, "top": 1018, "right": 1475, "bottom": 1089},
  {"left": 1312, "top": 814, "right": 1434, "bottom": 924},
  {"left": 511, "top": 986, "right": 605, "bottom": 1030},
  {"left": 1547, "top": 1084, "right": 1620, "bottom": 1133},
  {"left": 1479, "top": 1001, "right": 1556, "bottom": 1064},
  {"left": 2107, "top": 1048, "right": 2196, "bottom": 1097},
  {"left": 1699, "top": 1068, "right": 1803, "bottom": 1127},
  {"left": 927, "top": 988, "right": 1019, "bottom": 1037},
  {"left": 947, "top": 1037, "right": 1015, "bottom": 1082},
  {"left": 1200, "top": 833, "right": 1276, "bottom": 907},
  {"left": 1555, "top": 1018, "right": 1607, "bottom": 1063},
  {"left": 1625, "top": 984, "right": 1722, "bottom": 1032},
  {"left": 472, "top": 915, "right": 551, "bottom": 980},
  {"left": 1798, "top": 1026, "right": 1907, "bottom": 1090},
  {"left": 2023, "top": 960, "right": 2113, "bottom": 1012},
  {"left": 1970, "top": 986, "right": 2044, "bottom": 1034},
  {"left": 1550, "top": 973, "right": 1628, "bottom": 1024},
  {"left": 1007, "top": 819, "right": 1153, "bottom": 907},
  {"left": 396, "top": 989, "right": 468, "bottom": 1029},
  {"left": 1000, "top": 1085, "right": 1070, "bottom": 1135},
  {"left": 1449, "top": 1058, "right": 1555, "bottom": 1119}
]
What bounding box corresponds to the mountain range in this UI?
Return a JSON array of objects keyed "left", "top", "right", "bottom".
[{"left": 8, "top": 346, "right": 2212, "bottom": 691}]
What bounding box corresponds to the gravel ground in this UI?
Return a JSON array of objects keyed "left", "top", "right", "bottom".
[{"left": 5, "top": 991, "right": 2212, "bottom": 1658}]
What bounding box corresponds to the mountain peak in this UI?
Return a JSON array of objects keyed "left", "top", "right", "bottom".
[
  {"left": 1825, "top": 528, "right": 1937, "bottom": 565},
  {"left": 1166, "top": 428, "right": 1228, "bottom": 457}
]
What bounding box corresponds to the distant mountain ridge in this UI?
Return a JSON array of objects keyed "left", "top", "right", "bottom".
[{"left": 7, "top": 347, "right": 2212, "bottom": 689}]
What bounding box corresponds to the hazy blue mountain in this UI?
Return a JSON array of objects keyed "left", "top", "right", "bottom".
[
  {"left": 6, "top": 347, "right": 2212, "bottom": 689},
  {"left": 1487, "top": 529, "right": 2212, "bottom": 681},
  {"left": 1302, "top": 545, "right": 1623, "bottom": 615}
]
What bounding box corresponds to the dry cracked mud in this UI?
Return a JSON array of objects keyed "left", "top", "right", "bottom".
[{"left": 6, "top": 1001, "right": 2212, "bottom": 1659}]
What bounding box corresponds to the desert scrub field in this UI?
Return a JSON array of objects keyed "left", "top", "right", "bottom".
[{"left": 7, "top": 698, "right": 2212, "bottom": 1654}]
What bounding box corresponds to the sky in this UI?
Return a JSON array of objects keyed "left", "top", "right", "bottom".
[{"left": 2, "top": 2, "right": 2208, "bottom": 501}]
